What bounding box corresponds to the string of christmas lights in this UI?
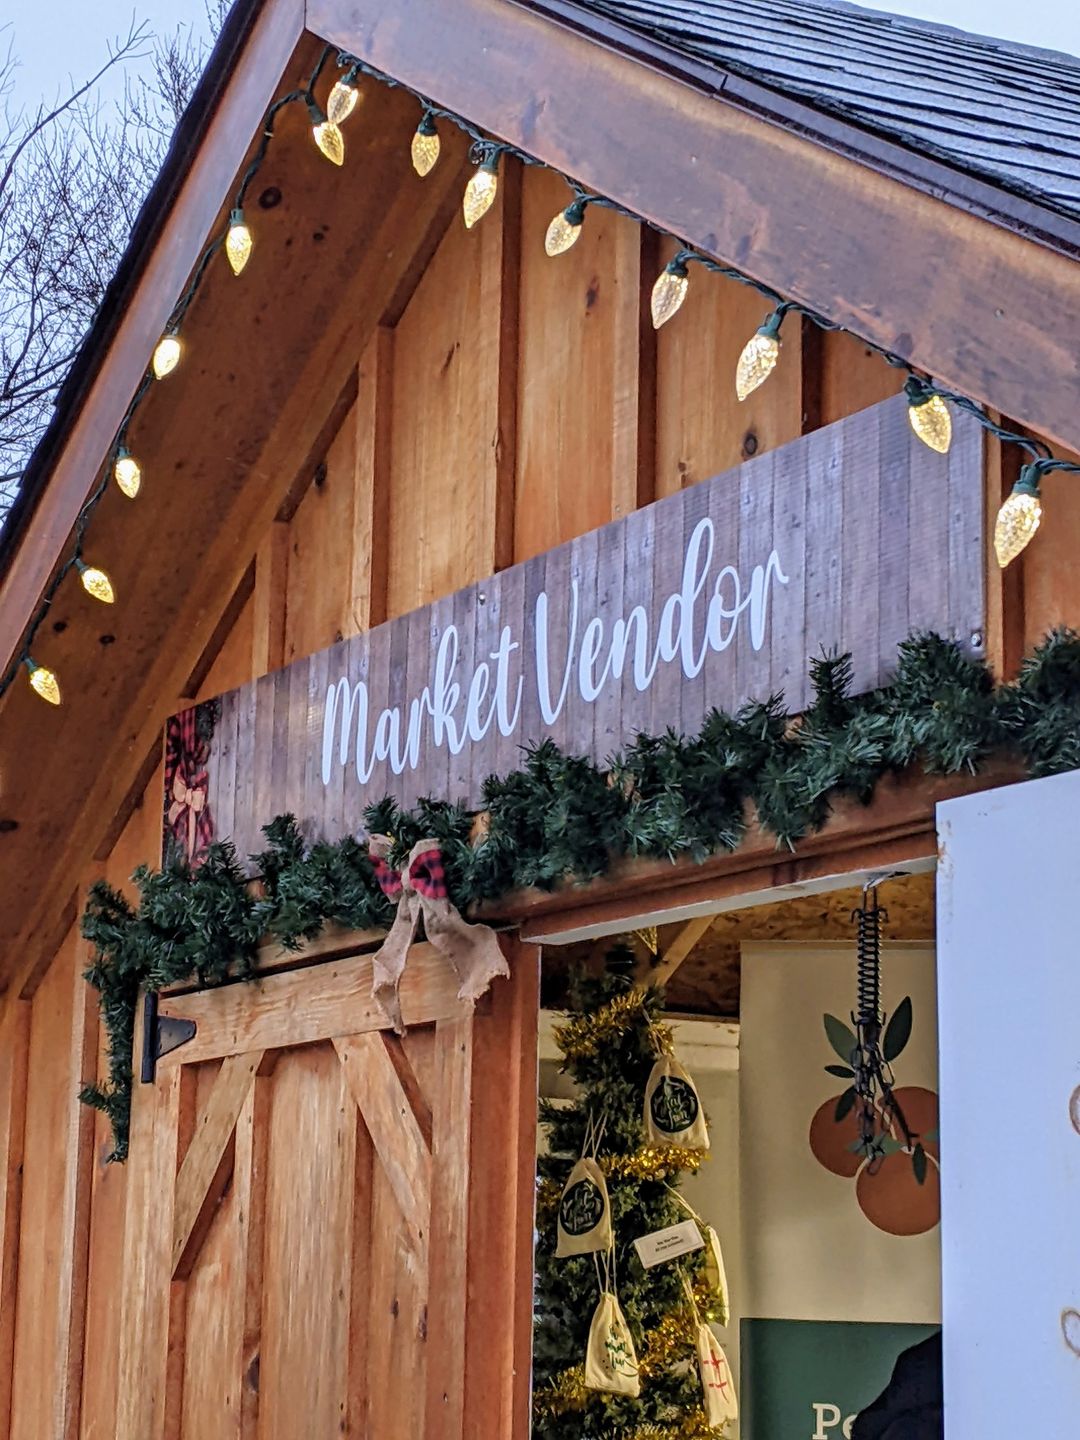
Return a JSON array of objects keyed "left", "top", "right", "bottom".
[{"left": 3, "top": 42, "right": 1079, "bottom": 709}]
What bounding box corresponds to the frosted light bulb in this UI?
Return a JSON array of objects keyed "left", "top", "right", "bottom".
[
  {"left": 651, "top": 258, "right": 689, "bottom": 329},
  {"left": 994, "top": 465, "right": 1043, "bottom": 568},
  {"left": 25, "top": 658, "right": 60, "bottom": 705},
  {"left": 225, "top": 208, "right": 253, "bottom": 275},
  {"left": 544, "top": 200, "right": 586, "bottom": 257},
  {"left": 152, "top": 331, "right": 182, "bottom": 379},
  {"left": 905, "top": 378, "right": 952, "bottom": 454},
  {"left": 326, "top": 77, "right": 359, "bottom": 125},
  {"left": 736, "top": 312, "right": 783, "bottom": 400},
  {"left": 77, "top": 560, "right": 115, "bottom": 604},
  {"left": 113, "top": 447, "right": 141, "bottom": 498},
  {"left": 411, "top": 114, "right": 440, "bottom": 176},
  {"left": 313, "top": 120, "right": 345, "bottom": 166},
  {"left": 463, "top": 158, "right": 499, "bottom": 229}
]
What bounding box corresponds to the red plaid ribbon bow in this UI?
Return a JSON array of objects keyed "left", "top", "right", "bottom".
[
  {"left": 163, "top": 708, "right": 214, "bottom": 865},
  {"left": 367, "top": 834, "right": 508, "bottom": 1033},
  {"left": 370, "top": 843, "right": 447, "bottom": 903}
]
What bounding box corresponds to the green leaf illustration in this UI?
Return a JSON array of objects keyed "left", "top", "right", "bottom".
[
  {"left": 912, "top": 1142, "right": 928, "bottom": 1185},
  {"left": 824, "top": 1063, "right": 855, "bottom": 1079},
  {"left": 834, "top": 1087, "right": 856, "bottom": 1122},
  {"left": 824, "top": 1013, "right": 858, "bottom": 1065},
  {"left": 883, "top": 996, "right": 913, "bottom": 1061}
]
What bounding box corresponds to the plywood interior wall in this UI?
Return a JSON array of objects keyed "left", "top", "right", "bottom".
[{"left": 1, "top": 157, "right": 1076, "bottom": 1437}]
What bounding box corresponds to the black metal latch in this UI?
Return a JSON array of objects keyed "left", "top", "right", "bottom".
[{"left": 140, "top": 990, "right": 197, "bottom": 1083}]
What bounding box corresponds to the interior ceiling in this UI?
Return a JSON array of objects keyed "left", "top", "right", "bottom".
[{"left": 540, "top": 870, "right": 935, "bottom": 1016}]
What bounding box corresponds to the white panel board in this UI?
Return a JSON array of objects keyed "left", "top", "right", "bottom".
[{"left": 937, "top": 771, "right": 1080, "bottom": 1434}]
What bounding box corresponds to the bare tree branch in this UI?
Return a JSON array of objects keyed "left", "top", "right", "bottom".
[{"left": 0, "top": 3, "right": 228, "bottom": 522}]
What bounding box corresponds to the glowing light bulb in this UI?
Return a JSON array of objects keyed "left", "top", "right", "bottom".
[
  {"left": 152, "top": 331, "right": 182, "bottom": 379},
  {"left": 326, "top": 77, "right": 360, "bottom": 126},
  {"left": 905, "top": 378, "right": 952, "bottom": 454},
  {"left": 411, "top": 114, "right": 441, "bottom": 177},
  {"left": 651, "top": 258, "right": 689, "bottom": 329},
  {"left": 25, "top": 658, "right": 60, "bottom": 706},
  {"left": 313, "top": 119, "right": 345, "bottom": 166},
  {"left": 463, "top": 157, "right": 499, "bottom": 229},
  {"left": 113, "top": 447, "right": 141, "bottom": 498},
  {"left": 736, "top": 311, "right": 783, "bottom": 400},
  {"left": 225, "top": 208, "right": 252, "bottom": 275},
  {"left": 77, "top": 560, "right": 115, "bottom": 605},
  {"left": 544, "top": 199, "right": 586, "bottom": 257},
  {"left": 994, "top": 464, "right": 1043, "bottom": 568}
]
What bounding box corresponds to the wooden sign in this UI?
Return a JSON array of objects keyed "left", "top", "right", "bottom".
[{"left": 167, "top": 394, "right": 984, "bottom": 862}]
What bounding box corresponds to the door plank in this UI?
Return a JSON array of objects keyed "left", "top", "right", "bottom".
[
  {"left": 424, "top": 1013, "right": 474, "bottom": 1436},
  {"left": 259, "top": 1047, "right": 355, "bottom": 1440},
  {"left": 334, "top": 1035, "right": 432, "bottom": 1261},
  {"left": 233, "top": 1076, "right": 270, "bottom": 1440},
  {"left": 465, "top": 939, "right": 539, "bottom": 1440},
  {"left": 157, "top": 945, "right": 466, "bottom": 1063},
  {"left": 115, "top": 1051, "right": 183, "bottom": 1440},
  {"left": 172, "top": 1051, "right": 263, "bottom": 1279}
]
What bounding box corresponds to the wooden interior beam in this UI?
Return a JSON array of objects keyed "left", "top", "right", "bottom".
[
  {"left": 635, "top": 915, "right": 714, "bottom": 984},
  {"left": 312, "top": 0, "right": 1080, "bottom": 453}
]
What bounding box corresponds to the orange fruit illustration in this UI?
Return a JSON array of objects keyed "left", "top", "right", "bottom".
[
  {"left": 885, "top": 1085, "right": 939, "bottom": 1160},
  {"left": 855, "top": 1150, "right": 940, "bottom": 1236},
  {"left": 809, "top": 1093, "right": 868, "bottom": 1178}
]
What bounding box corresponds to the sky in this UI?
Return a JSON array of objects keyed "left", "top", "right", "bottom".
[{"left": 4, "top": 0, "right": 1080, "bottom": 112}]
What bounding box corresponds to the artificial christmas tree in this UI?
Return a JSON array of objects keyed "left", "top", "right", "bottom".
[{"left": 534, "top": 950, "right": 736, "bottom": 1439}]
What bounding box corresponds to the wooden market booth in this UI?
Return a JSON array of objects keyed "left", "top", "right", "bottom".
[{"left": 2, "top": 0, "right": 1080, "bottom": 1435}]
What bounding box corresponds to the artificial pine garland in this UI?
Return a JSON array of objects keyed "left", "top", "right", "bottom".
[{"left": 82, "top": 629, "right": 1080, "bottom": 1159}]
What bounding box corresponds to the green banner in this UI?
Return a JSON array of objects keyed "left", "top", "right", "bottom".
[{"left": 741, "top": 1318, "right": 939, "bottom": 1438}]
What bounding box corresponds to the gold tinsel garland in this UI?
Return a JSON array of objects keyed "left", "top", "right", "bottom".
[
  {"left": 537, "top": 1145, "right": 706, "bottom": 1219},
  {"left": 553, "top": 988, "right": 674, "bottom": 1060}
]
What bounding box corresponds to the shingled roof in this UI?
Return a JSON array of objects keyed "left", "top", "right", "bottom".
[{"left": 584, "top": 0, "right": 1080, "bottom": 223}]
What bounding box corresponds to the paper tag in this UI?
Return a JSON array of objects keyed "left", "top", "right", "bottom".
[{"left": 632, "top": 1218, "right": 705, "bottom": 1268}]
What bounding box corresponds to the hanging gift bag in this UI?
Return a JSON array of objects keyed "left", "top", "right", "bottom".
[
  {"left": 669, "top": 1190, "right": 731, "bottom": 1326},
  {"left": 556, "top": 1156, "right": 612, "bottom": 1257},
  {"left": 695, "top": 1321, "right": 738, "bottom": 1426},
  {"left": 701, "top": 1224, "right": 731, "bottom": 1328},
  {"left": 585, "top": 1292, "right": 641, "bottom": 1397},
  {"left": 644, "top": 1054, "right": 709, "bottom": 1150},
  {"left": 557, "top": 1115, "right": 614, "bottom": 1258}
]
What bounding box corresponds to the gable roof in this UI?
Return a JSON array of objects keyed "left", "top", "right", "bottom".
[{"left": 582, "top": 0, "right": 1080, "bottom": 224}]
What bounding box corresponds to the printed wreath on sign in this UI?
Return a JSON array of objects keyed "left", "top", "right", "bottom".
[{"left": 808, "top": 1004, "right": 941, "bottom": 1237}]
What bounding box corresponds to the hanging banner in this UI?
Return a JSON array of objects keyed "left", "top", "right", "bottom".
[{"left": 174, "top": 393, "right": 984, "bottom": 859}]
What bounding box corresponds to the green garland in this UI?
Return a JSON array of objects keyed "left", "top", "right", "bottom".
[{"left": 81, "top": 628, "right": 1080, "bottom": 1159}]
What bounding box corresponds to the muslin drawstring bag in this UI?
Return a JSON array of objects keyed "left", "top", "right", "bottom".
[
  {"left": 585, "top": 1292, "right": 640, "bottom": 1396},
  {"left": 556, "top": 1115, "right": 613, "bottom": 1258},
  {"left": 644, "top": 1054, "right": 709, "bottom": 1151},
  {"left": 695, "top": 1322, "right": 738, "bottom": 1426},
  {"left": 681, "top": 1271, "right": 738, "bottom": 1426},
  {"left": 669, "top": 1190, "right": 731, "bottom": 1326}
]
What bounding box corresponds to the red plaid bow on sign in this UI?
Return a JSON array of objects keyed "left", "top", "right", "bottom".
[
  {"left": 163, "top": 708, "right": 214, "bottom": 865},
  {"left": 367, "top": 835, "right": 508, "bottom": 1032}
]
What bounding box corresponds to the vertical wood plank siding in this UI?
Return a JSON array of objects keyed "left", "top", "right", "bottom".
[{"left": 0, "top": 155, "right": 1057, "bottom": 1431}]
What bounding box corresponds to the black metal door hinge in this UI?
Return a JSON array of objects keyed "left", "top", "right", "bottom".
[{"left": 140, "top": 990, "right": 197, "bottom": 1083}]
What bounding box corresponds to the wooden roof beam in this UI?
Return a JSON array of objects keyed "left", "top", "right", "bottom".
[{"left": 312, "top": 0, "right": 1080, "bottom": 454}]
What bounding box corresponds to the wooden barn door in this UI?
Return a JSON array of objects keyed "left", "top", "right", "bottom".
[{"left": 114, "top": 937, "right": 537, "bottom": 1440}]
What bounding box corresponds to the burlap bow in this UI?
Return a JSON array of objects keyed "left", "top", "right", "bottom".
[
  {"left": 167, "top": 768, "right": 207, "bottom": 861},
  {"left": 368, "top": 835, "right": 508, "bottom": 1033}
]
